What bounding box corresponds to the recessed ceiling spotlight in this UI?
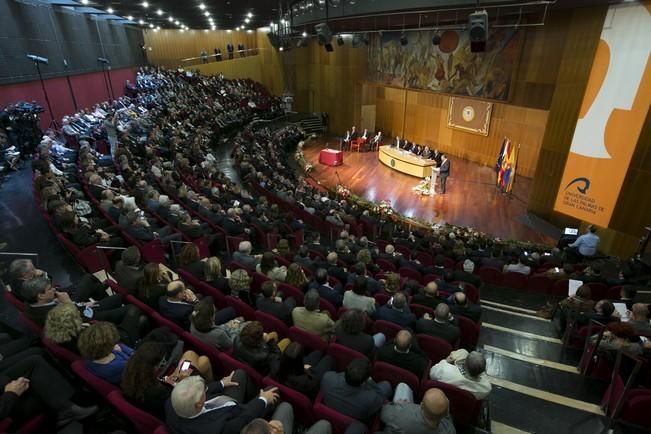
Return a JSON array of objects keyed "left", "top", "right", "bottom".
[
  {"left": 302, "top": 31, "right": 307, "bottom": 37},
  {"left": 142, "top": 1, "right": 149, "bottom": 8},
  {"left": 80, "top": 0, "right": 88, "bottom": 4},
  {"left": 168, "top": 16, "right": 173, "bottom": 22},
  {"left": 138, "top": 19, "right": 144, "bottom": 25},
  {"left": 148, "top": 23, "right": 154, "bottom": 28},
  {"left": 204, "top": 11, "right": 210, "bottom": 17},
  {"left": 244, "top": 18, "right": 250, "bottom": 23},
  {"left": 247, "top": 29, "right": 253, "bottom": 33},
  {"left": 107, "top": 7, "right": 114, "bottom": 14},
  {"left": 199, "top": 3, "right": 206, "bottom": 10},
  {"left": 247, "top": 12, "right": 253, "bottom": 18},
  {"left": 127, "top": 15, "right": 133, "bottom": 20},
  {"left": 236, "top": 26, "right": 240, "bottom": 31},
  {"left": 175, "top": 20, "right": 180, "bottom": 25},
  {"left": 156, "top": 9, "right": 163, "bottom": 16}
]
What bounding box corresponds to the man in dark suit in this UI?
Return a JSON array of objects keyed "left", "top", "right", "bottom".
[
  {"left": 431, "top": 149, "right": 443, "bottom": 167},
  {"left": 452, "top": 259, "right": 482, "bottom": 289},
  {"left": 375, "top": 293, "right": 416, "bottom": 328},
  {"left": 320, "top": 358, "right": 391, "bottom": 423},
  {"left": 403, "top": 141, "right": 413, "bottom": 153},
  {"left": 308, "top": 233, "right": 329, "bottom": 257},
  {"left": 376, "top": 330, "right": 429, "bottom": 378},
  {"left": 449, "top": 292, "right": 482, "bottom": 323},
  {"left": 415, "top": 303, "right": 460, "bottom": 346},
  {"left": 439, "top": 154, "right": 450, "bottom": 194},
  {"left": 112, "top": 246, "right": 144, "bottom": 292},
  {"left": 412, "top": 282, "right": 447, "bottom": 310},
  {"left": 166, "top": 371, "right": 279, "bottom": 434},
  {"left": 256, "top": 281, "right": 295, "bottom": 325},
  {"left": 311, "top": 268, "right": 343, "bottom": 307},
  {"left": 293, "top": 246, "right": 316, "bottom": 272},
  {"left": 158, "top": 281, "right": 198, "bottom": 330},
  {"left": 325, "top": 253, "right": 348, "bottom": 286}
]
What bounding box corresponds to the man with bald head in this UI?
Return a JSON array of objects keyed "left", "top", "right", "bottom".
[
  {"left": 430, "top": 349, "right": 491, "bottom": 400},
  {"left": 376, "top": 329, "right": 429, "bottom": 377},
  {"left": 415, "top": 303, "right": 460, "bottom": 345},
  {"left": 381, "top": 386, "right": 456, "bottom": 433},
  {"left": 449, "top": 292, "right": 482, "bottom": 323},
  {"left": 412, "top": 281, "right": 447, "bottom": 310}
]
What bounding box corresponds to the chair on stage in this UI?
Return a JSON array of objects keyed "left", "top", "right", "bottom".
[{"left": 350, "top": 139, "right": 362, "bottom": 152}]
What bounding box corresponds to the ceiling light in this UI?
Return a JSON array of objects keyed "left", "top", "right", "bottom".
[
  {"left": 175, "top": 20, "right": 180, "bottom": 25},
  {"left": 180, "top": 28, "right": 185, "bottom": 33},
  {"left": 247, "top": 29, "right": 253, "bottom": 33},
  {"left": 199, "top": 3, "right": 206, "bottom": 10},
  {"left": 107, "top": 7, "right": 114, "bottom": 14},
  {"left": 204, "top": 11, "right": 210, "bottom": 17},
  {"left": 227, "top": 29, "right": 232, "bottom": 33},
  {"left": 138, "top": 19, "right": 144, "bottom": 25},
  {"left": 127, "top": 15, "right": 133, "bottom": 20},
  {"left": 211, "top": 26, "right": 216, "bottom": 30},
  {"left": 156, "top": 9, "right": 163, "bottom": 16},
  {"left": 236, "top": 26, "right": 240, "bottom": 31},
  {"left": 302, "top": 31, "right": 307, "bottom": 37},
  {"left": 168, "top": 16, "right": 173, "bottom": 22},
  {"left": 247, "top": 12, "right": 253, "bottom": 18},
  {"left": 80, "top": 0, "right": 88, "bottom": 4},
  {"left": 142, "top": 1, "right": 149, "bottom": 8},
  {"left": 244, "top": 18, "right": 250, "bottom": 23},
  {"left": 149, "top": 23, "right": 154, "bottom": 28}
]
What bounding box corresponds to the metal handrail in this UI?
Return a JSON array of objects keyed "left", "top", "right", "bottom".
[{"left": 0, "top": 252, "right": 40, "bottom": 267}]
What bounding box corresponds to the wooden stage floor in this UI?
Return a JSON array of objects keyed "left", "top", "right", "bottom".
[{"left": 304, "top": 139, "right": 553, "bottom": 244}]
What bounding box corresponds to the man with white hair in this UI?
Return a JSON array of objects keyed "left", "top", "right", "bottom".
[
  {"left": 232, "top": 240, "right": 260, "bottom": 270},
  {"left": 452, "top": 259, "right": 481, "bottom": 288},
  {"left": 429, "top": 350, "right": 491, "bottom": 400},
  {"left": 166, "top": 371, "right": 280, "bottom": 434}
]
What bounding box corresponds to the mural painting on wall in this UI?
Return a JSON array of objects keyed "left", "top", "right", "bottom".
[{"left": 368, "top": 28, "right": 523, "bottom": 101}]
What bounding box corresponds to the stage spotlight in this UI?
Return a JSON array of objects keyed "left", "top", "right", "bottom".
[
  {"left": 469, "top": 10, "right": 488, "bottom": 52},
  {"left": 400, "top": 33, "right": 408, "bottom": 46},
  {"left": 432, "top": 32, "right": 441, "bottom": 46},
  {"left": 27, "top": 54, "right": 49, "bottom": 64},
  {"left": 337, "top": 35, "right": 344, "bottom": 46}
]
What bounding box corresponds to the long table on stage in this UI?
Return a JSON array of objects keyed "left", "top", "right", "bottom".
[{"left": 378, "top": 145, "right": 437, "bottom": 178}]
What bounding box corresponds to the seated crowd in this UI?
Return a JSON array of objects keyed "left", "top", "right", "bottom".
[{"left": 1, "top": 66, "right": 648, "bottom": 434}]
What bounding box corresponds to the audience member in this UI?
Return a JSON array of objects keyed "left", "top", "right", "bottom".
[
  {"left": 377, "top": 330, "right": 429, "bottom": 378},
  {"left": 292, "top": 289, "right": 335, "bottom": 340},
  {"left": 449, "top": 292, "right": 482, "bottom": 323},
  {"left": 233, "top": 321, "right": 288, "bottom": 376},
  {"left": 113, "top": 246, "right": 144, "bottom": 292},
  {"left": 375, "top": 293, "right": 416, "bottom": 328},
  {"left": 381, "top": 387, "right": 456, "bottom": 434},
  {"left": 273, "top": 342, "right": 334, "bottom": 399},
  {"left": 78, "top": 321, "right": 134, "bottom": 384},
  {"left": 429, "top": 350, "right": 491, "bottom": 399},
  {"left": 191, "top": 297, "right": 244, "bottom": 351},
  {"left": 256, "top": 281, "right": 295, "bottom": 325},
  {"left": 415, "top": 303, "right": 460, "bottom": 346},
  {"left": 335, "top": 309, "right": 384, "bottom": 357},
  {"left": 343, "top": 276, "right": 376, "bottom": 315}
]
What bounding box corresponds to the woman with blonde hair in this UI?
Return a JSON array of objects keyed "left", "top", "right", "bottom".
[
  {"left": 356, "top": 248, "right": 379, "bottom": 274},
  {"left": 203, "top": 256, "right": 229, "bottom": 293},
  {"left": 229, "top": 268, "right": 254, "bottom": 306},
  {"left": 384, "top": 272, "right": 402, "bottom": 294},
  {"left": 44, "top": 303, "right": 84, "bottom": 353}
]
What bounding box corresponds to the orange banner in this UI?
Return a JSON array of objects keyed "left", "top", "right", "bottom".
[{"left": 554, "top": 2, "right": 651, "bottom": 227}]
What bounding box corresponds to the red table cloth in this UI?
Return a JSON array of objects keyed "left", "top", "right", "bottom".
[{"left": 319, "top": 148, "right": 343, "bottom": 166}]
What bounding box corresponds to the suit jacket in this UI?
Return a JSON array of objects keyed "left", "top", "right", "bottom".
[
  {"left": 256, "top": 297, "right": 293, "bottom": 325},
  {"left": 113, "top": 261, "right": 144, "bottom": 292},
  {"left": 222, "top": 218, "right": 245, "bottom": 236},
  {"left": 411, "top": 293, "right": 447, "bottom": 310},
  {"left": 158, "top": 298, "right": 194, "bottom": 329},
  {"left": 376, "top": 342, "right": 429, "bottom": 378},
  {"left": 452, "top": 270, "right": 481, "bottom": 288},
  {"left": 292, "top": 307, "right": 335, "bottom": 339},
  {"left": 320, "top": 371, "right": 385, "bottom": 422},
  {"left": 375, "top": 305, "right": 416, "bottom": 329},
  {"left": 126, "top": 224, "right": 155, "bottom": 242},
  {"left": 415, "top": 319, "right": 460, "bottom": 345},
  {"left": 232, "top": 252, "right": 259, "bottom": 270},
  {"left": 449, "top": 303, "right": 482, "bottom": 323},
  {"left": 327, "top": 266, "right": 348, "bottom": 286},
  {"left": 439, "top": 160, "right": 450, "bottom": 177},
  {"left": 164, "top": 381, "right": 267, "bottom": 434},
  {"left": 381, "top": 402, "right": 456, "bottom": 434},
  {"left": 432, "top": 152, "right": 443, "bottom": 167},
  {"left": 334, "top": 328, "right": 375, "bottom": 357},
  {"left": 315, "top": 283, "right": 343, "bottom": 307}
]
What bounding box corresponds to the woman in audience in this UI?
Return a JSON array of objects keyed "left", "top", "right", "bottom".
[
  {"left": 257, "top": 251, "right": 287, "bottom": 282},
  {"left": 121, "top": 341, "right": 213, "bottom": 418},
  {"left": 383, "top": 272, "right": 402, "bottom": 295},
  {"left": 335, "top": 309, "right": 384, "bottom": 357},
  {"left": 553, "top": 284, "right": 595, "bottom": 329},
  {"left": 273, "top": 342, "right": 334, "bottom": 399},
  {"left": 233, "top": 321, "right": 289, "bottom": 376},
  {"left": 356, "top": 248, "right": 379, "bottom": 274},
  {"left": 203, "top": 256, "right": 230, "bottom": 294},
  {"left": 78, "top": 321, "right": 134, "bottom": 384},
  {"left": 177, "top": 243, "right": 203, "bottom": 277},
  {"left": 135, "top": 263, "right": 170, "bottom": 308},
  {"left": 44, "top": 303, "right": 85, "bottom": 353},
  {"left": 190, "top": 297, "right": 244, "bottom": 351},
  {"left": 229, "top": 268, "right": 254, "bottom": 306},
  {"left": 59, "top": 210, "right": 124, "bottom": 248},
  {"left": 343, "top": 276, "right": 376, "bottom": 315},
  {"left": 285, "top": 262, "right": 309, "bottom": 291}
]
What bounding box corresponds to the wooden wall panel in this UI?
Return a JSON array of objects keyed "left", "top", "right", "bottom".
[
  {"left": 194, "top": 55, "right": 262, "bottom": 82},
  {"left": 144, "top": 29, "right": 258, "bottom": 68},
  {"left": 363, "top": 82, "right": 547, "bottom": 178}
]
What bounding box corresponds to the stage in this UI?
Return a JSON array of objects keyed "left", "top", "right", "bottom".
[{"left": 303, "top": 138, "right": 555, "bottom": 245}]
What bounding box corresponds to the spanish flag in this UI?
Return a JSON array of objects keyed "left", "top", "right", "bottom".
[
  {"left": 497, "top": 138, "right": 511, "bottom": 187},
  {"left": 503, "top": 143, "right": 519, "bottom": 193}
]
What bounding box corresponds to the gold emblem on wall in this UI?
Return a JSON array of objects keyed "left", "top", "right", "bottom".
[{"left": 447, "top": 96, "right": 492, "bottom": 136}]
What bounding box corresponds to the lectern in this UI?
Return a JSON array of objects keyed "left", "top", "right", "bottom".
[{"left": 431, "top": 167, "right": 440, "bottom": 195}]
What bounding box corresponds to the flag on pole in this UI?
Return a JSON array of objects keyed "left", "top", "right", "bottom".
[
  {"left": 495, "top": 137, "right": 508, "bottom": 173},
  {"left": 497, "top": 138, "right": 511, "bottom": 187},
  {"left": 504, "top": 144, "right": 520, "bottom": 193}
]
